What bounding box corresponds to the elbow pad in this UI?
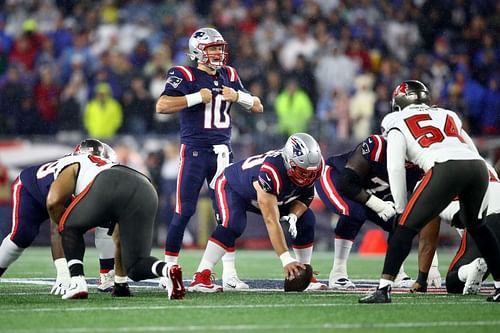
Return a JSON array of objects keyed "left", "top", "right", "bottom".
[{"left": 337, "top": 167, "right": 363, "bottom": 199}]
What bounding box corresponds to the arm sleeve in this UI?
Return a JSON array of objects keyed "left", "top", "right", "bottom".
[{"left": 386, "top": 129, "right": 408, "bottom": 213}]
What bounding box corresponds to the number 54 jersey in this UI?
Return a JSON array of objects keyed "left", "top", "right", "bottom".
[
  {"left": 54, "top": 154, "right": 116, "bottom": 195},
  {"left": 381, "top": 105, "right": 483, "bottom": 172}
]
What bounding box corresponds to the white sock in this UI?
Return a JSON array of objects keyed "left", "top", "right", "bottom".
[
  {"left": 431, "top": 251, "right": 439, "bottom": 267},
  {"left": 398, "top": 263, "right": 408, "bottom": 277},
  {"left": 378, "top": 278, "right": 393, "bottom": 289},
  {"left": 164, "top": 255, "right": 178, "bottom": 265},
  {"left": 94, "top": 227, "right": 114, "bottom": 259},
  {"left": 0, "top": 236, "right": 24, "bottom": 268},
  {"left": 222, "top": 251, "right": 237, "bottom": 277},
  {"left": 196, "top": 240, "right": 225, "bottom": 272},
  {"left": 331, "top": 238, "right": 353, "bottom": 277},
  {"left": 494, "top": 281, "right": 500, "bottom": 289},
  {"left": 293, "top": 245, "right": 313, "bottom": 264}
]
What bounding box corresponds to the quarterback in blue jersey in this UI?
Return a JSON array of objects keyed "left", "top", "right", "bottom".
[
  {"left": 0, "top": 139, "right": 119, "bottom": 295},
  {"left": 188, "top": 133, "right": 325, "bottom": 292},
  {"left": 156, "top": 27, "right": 263, "bottom": 290},
  {"left": 315, "top": 134, "right": 425, "bottom": 289}
]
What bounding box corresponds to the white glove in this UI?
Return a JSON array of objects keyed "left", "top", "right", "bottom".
[
  {"left": 365, "top": 195, "right": 397, "bottom": 222},
  {"left": 427, "top": 266, "right": 442, "bottom": 288},
  {"left": 280, "top": 213, "right": 298, "bottom": 239},
  {"left": 51, "top": 258, "right": 70, "bottom": 295}
]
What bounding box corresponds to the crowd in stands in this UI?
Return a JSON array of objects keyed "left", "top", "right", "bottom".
[{"left": 0, "top": 0, "right": 498, "bottom": 142}]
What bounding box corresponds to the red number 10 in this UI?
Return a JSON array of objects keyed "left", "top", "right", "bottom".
[{"left": 404, "top": 114, "right": 465, "bottom": 148}]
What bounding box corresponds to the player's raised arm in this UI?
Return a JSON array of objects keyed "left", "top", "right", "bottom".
[{"left": 156, "top": 88, "right": 212, "bottom": 114}]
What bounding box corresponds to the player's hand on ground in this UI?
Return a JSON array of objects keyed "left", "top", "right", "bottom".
[
  {"left": 284, "top": 261, "right": 305, "bottom": 280},
  {"left": 427, "top": 266, "right": 442, "bottom": 287},
  {"left": 366, "top": 195, "right": 397, "bottom": 222},
  {"left": 199, "top": 88, "right": 212, "bottom": 103},
  {"left": 280, "top": 214, "right": 298, "bottom": 239},
  {"left": 51, "top": 274, "right": 70, "bottom": 295},
  {"left": 221, "top": 86, "right": 238, "bottom": 102}
]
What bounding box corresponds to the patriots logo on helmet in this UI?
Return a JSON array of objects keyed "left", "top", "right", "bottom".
[
  {"left": 193, "top": 31, "right": 206, "bottom": 39},
  {"left": 393, "top": 83, "right": 407, "bottom": 97},
  {"left": 290, "top": 138, "right": 305, "bottom": 157},
  {"left": 166, "top": 75, "right": 183, "bottom": 88}
]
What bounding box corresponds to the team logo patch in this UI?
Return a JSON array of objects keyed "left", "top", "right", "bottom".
[
  {"left": 166, "top": 75, "right": 183, "bottom": 88},
  {"left": 393, "top": 83, "right": 407, "bottom": 97},
  {"left": 361, "top": 142, "right": 370, "bottom": 155},
  {"left": 258, "top": 175, "right": 273, "bottom": 193}
]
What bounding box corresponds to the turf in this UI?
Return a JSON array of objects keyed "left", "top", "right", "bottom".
[{"left": 0, "top": 247, "right": 499, "bottom": 333}]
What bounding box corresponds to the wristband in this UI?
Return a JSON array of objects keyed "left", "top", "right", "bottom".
[
  {"left": 236, "top": 90, "right": 254, "bottom": 109},
  {"left": 185, "top": 92, "right": 203, "bottom": 107},
  {"left": 54, "top": 258, "right": 69, "bottom": 275},
  {"left": 279, "top": 251, "right": 296, "bottom": 267}
]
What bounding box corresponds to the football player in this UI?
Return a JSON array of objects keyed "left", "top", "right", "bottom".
[
  {"left": 47, "top": 140, "right": 185, "bottom": 300},
  {"left": 359, "top": 80, "right": 500, "bottom": 303},
  {"left": 189, "top": 133, "right": 325, "bottom": 292},
  {"left": 315, "top": 134, "right": 440, "bottom": 289},
  {"left": 0, "top": 139, "right": 118, "bottom": 295},
  {"left": 156, "top": 27, "right": 263, "bottom": 290}
]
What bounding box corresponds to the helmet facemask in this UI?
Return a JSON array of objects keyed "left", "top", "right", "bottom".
[
  {"left": 286, "top": 160, "right": 322, "bottom": 187},
  {"left": 198, "top": 42, "right": 228, "bottom": 70}
]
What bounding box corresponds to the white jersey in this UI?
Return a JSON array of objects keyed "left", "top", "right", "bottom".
[
  {"left": 381, "top": 104, "right": 483, "bottom": 172},
  {"left": 54, "top": 154, "right": 116, "bottom": 195}
]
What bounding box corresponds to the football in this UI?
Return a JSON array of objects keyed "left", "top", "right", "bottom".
[{"left": 284, "top": 264, "right": 313, "bottom": 292}]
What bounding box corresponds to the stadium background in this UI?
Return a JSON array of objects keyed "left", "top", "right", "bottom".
[{"left": 0, "top": 0, "right": 498, "bottom": 252}]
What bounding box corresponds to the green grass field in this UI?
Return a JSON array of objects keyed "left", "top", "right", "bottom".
[{"left": 1, "top": 247, "right": 499, "bottom": 333}]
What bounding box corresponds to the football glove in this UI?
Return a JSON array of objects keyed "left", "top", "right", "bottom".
[
  {"left": 365, "top": 195, "right": 397, "bottom": 222},
  {"left": 51, "top": 258, "right": 70, "bottom": 295},
  {"left": 427, "top": 265, "right": 442, "bottom": 288},
  {"left": 280, "top": 213, "right": 298, "bottom": 239}
]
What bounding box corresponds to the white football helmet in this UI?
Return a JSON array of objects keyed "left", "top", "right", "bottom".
[
  {"left": 187, "top": 27, "right": 228, "bottom": 69},
  {"left": 282, "top": 133, "right": 323, "bottom": 187}
]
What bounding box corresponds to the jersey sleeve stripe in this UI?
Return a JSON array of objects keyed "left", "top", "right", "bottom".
[
  {"left": 175, "top": 144, "right": 186, "bottom": 214},
  {"left": 262, "top": 163, "right": 281, "bottom": 194},
  {"left": 371, "top": 135, "right": 384, "bottom": 162},
  {"left": 175, "top": 66, "right": 194, "bottom": 81},
  {"left": 318, "top": 165, "right": 349, "bottom": 215},
  {"left": 225, "top": 66, "right": 237, "bottom": 81}
]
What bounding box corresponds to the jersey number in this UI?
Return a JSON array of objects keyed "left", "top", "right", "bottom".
[
  {"left": 204, "top": 94, "right": 230, "bottom": 129},
  {"left": 404, "top": 114, "right": 465, "bottom": 148},
  {"left": 241, "top": 151, "right": 281, "bottom": 170},
  {"left": 36, "top": 161, "right": 58, "bottom": 179}
]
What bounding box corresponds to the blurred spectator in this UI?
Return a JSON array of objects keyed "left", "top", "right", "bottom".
[
  {"left": 121, "top": 76, "right": 155, "bottom": 135},
  {"left": 83, "top": 82, "right": 123, "bottom": 139},
  {"left": 317, "top": 88, "right": 350, "bottom": 140},
  {"left": 0, "top": 65, "right": 28, "bottom": 134},
  {"left": 278, "top": 17, "right": 318, "bottom": 71},
  {"left": 33, "top": 65, "right": 61, "bottom": 134},
  {"left": 274, "top": 78, "right": 313, "bottom": 138},
  {"left": 349, "top": 73, "right": 376, "bottom": 140}
]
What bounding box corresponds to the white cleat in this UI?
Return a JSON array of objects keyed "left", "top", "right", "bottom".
[
  {"left": 394, "top": 272, "right": 415, "bottom": 288},
  {"left": 97, "top": 269, "right": 114, "bottom": 292},
  {"left": 188, "top": 269, "right": 223, "bottom": 293},
  {"left": 329, "top": 277, "right": 356, "bottom": 290},
  {"left": 222, "top": 275, "right": 250, "bottom": 290},
  {"left": 463, "top": 258, "right": 488, "bottom": 295},
  {"left": 62, "top": 275, "right": 88, "bottom": 300},
  {"left": 305, "top": 276, "right": 328, "bottom": 291}
]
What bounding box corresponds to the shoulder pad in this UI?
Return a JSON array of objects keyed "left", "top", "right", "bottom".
[
  {"left": 360, "top": 135, "right": 385, "bottom": 162},
  {"left": 224, "top": 66, "right": 238, "bottom": 82},
  {"left": 172, "top": 66, "right": 195, "bottom": 81}
]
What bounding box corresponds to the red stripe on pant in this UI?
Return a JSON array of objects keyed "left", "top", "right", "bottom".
[
  {"left": 399, "top": 169, "right": 433, "bottom": 226},
  {"left": 58, "top": 180, "right": 95, "bottom": 232}
]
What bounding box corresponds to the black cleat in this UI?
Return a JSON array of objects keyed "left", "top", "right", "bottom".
[
  {"left": 486, "top": 288, "right": 500, "bottom": 302},
  {"left": 112, "top": 282, "right": 132, "bottom": 297},
  {"left": 359, "top": 285, "right": 391, "bottom": 304}
]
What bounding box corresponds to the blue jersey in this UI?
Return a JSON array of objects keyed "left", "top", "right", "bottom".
[
  {"left": 161, "top": 65, "right": 247, "bottom": 147},
  {"left": 19, "top": 160, "right": 59, "bottom": 207},
  {"left": 326, "top": 134, "right": 423, "bottom": 200},
  {"left": 223, "top": 150, "right": 314, "bottom": 207}
]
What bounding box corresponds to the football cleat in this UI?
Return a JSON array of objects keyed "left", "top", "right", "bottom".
[
  {"left": 97, "top": 269, "right": 115, "bottom": 292},
  {"left": 111, "top": 282, "right": 132, "bottom": 297},
  {"left": 188, "top": 269, "right": 223, "bottom": 293},
  {"left": 487, "top": 288, "right": 500, "bottom": 302},
  {"left": 62, "top": 275, "right": 88, "bottom": 300},
  {"left": 329, "top": 277, "right": 356, "bottom": 290},
  {"left": 222, "top": 274, "right": 250, "bottom": 290},
  {"left": 463, "top": 258, "right": 488, "bottom": 295},
  {"left": 305, "top": 276, "right": 328, "bottom": 291},
  {"left": 164, "top": 264, "right": 186, "bottom": 300},
  {"left": 394, "top": 272, "right": 415, "bottom": 288},
  {"left": 359, "top": 285, "right": 391, "bottom": 304}
]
